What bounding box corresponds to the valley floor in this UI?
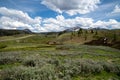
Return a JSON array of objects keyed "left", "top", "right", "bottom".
[{"left": 0, "top": 34, "right": 120, "bottom": 80}]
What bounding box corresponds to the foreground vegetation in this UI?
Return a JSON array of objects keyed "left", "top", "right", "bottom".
[
  {"left": 0, "top": 30, "right": 120, "bottom": 80},
  {"left": 0, "top": 45, "right": 120, "bottom": 80}
]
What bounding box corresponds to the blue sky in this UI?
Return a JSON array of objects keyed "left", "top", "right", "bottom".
[{"left": 0, "top": 0, "right": 120, "bottom": 32}]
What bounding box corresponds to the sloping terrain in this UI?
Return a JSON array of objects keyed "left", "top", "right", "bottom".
[
  {"left": 0, "top": 29, "right": 32, "bottom": 36},
  {"left": 57, "top": 29, "right": 120, "bottom": 49},
  {"left": 0, "top": 33, "right": 120, "bottom": 80},
  {"left": 0, "top": 35, "right": 34, "bottom": 42}
]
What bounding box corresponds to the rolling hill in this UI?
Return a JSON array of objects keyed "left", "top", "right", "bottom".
[{"left": 0, "top": 29, "right": 32, "bottom": 36}]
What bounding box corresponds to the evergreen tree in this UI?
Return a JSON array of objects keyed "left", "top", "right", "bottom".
[
  {"left": 90, "top": 29, "right": 94, "bottom": 34},
  {"left": 84, "top": 34, "right": 87, "bottom": 41},
  {"left": 113, "top": 32, "right": 117, "bottom": 42},
  {"left": 84, "top": 30, "right": 88, "bottom": 40},
  {"left": 95, "top": 30, "right": 98, "bottom": 35},
  {"left": 78, "top": 28, "right": 83, "bottom": 37}
]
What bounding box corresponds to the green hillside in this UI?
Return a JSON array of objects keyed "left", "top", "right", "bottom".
[
  {"left": 57, "top": 29, "right": 120, "bottom": 49},
  {"left": 0, "top": 29, "right": 32, "bottom": 36},
  {"left": 0, "top": 30, "right": 120, "bottom": 80}
]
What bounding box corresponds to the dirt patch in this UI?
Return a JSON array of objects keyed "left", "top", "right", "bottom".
[
  {"left": 47, "top": 41, "right": 62, "bottom": 45},
  {"left": 111, "top": 41, "right": 120, "bottom": 50},
  {"left": 85, "top": 37, "right": 110, "bottom": 46},
  {"left": 84, "top": 37, "right": 120, "bottom": 50}
]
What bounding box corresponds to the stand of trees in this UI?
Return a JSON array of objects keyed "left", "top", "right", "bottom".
[{"left": 0, "top": 29, "right": 32, "bottom": 36}]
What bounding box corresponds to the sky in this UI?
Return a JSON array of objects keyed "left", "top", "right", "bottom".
[{"left": 0, "top": 0, "right": 120, "bottom": 32}]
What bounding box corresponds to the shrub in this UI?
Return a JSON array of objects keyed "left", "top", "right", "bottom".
[
  {"left": 48, "top": 58, "right": 61, "bottom": 67},
  {"left": 0, "top": 54, "right": 119, "bottom": 80},
  {"left": 99, "top": 62, "right": 120, "bottom": 75},
  {"left": 0, "top": 44, "right": 7, "bottom": 49},
  {"left": 0, "top": 57, "right": 21, "bottom": 65},
  {"left": 0, "top": 64, "right": 58, "bottom": 80},
  {"left": 23, "top": 60, "right": 36, "bottom": 67},
  {"left": 79, "top": 60, "right": 103, "bottom": 76},
  {"left": 56, "top": 46, "right": 70, "bottom": 50},
  {"left": 0, "top": 58, "right": 14, "bottom": 65},
  {"left": 56, "top": 59, "right": 104, "bottom": 78}
]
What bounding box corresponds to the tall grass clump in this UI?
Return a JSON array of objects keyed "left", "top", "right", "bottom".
[
  {"left": 101, "top": 62, "right": 120, "bottom": 76},
  {"left": 0, "top": 44, "right": 7, "bottom": 49},
  {"left": 48, "top": 59, "right": 104, "bottom": 78},
  {"left": 0, "top": 52, "right": 22, "bottom": 65},
  {"left": 23, "top": 60, "right": 36, "bottom": 67},
  {"left": 0, "top": 64, "right": 58, "bottom": 80}
]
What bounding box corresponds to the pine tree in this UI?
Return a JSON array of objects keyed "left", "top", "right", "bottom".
[
  {"left": 84, "top": 30, "right": 88, "bottom": 40},
  {"left": 113, "top": 32, "right": 117, "bottom": 42},
  {"left": 90, "top": 29, "right": 94, "bottom": 34},
  {"left": 78, "top": 28, "right": 83, "bottom": 37},
  {"left": 95, "top": 30, "right": 98, "bottom": 35}
]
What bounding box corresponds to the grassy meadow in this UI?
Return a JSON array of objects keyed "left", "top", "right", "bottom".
[{"left": 0, "top": 30, "right": 120, "bottom": 80}]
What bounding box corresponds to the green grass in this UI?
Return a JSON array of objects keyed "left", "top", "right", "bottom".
[
  {"left": 73, "top": 71, "right": 120, "bottom": 80},
  {"left": 0, "top": 34, "right": 120, "bottom": 80}
]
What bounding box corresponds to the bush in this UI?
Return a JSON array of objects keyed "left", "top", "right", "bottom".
[
  {"left": 23, "top": 60, "right": 36, "bottom": 67},
  {"left": 102, "top": 62, "right": 120, "bottom": 75},
  {"left": 0, "top": 44, "right": 7, "bottom": 49},
  {"left": 0, "top": 65, "right": 58, "bottom": 80},
  {"left": 56, "top": 59, "right": 104, "bottom": 78},
  {"left": 0, "top": 55, "right": 119, "bottom": 80},
  {"left": 0, "top": 57, "right": 21, "bottom": 65},
  {"left": 48, "top": 58, "right": 60, "bottom": 66},
  {"left": 0, "top": 58, "right": 14, "bottom": 65},
  {"left": 56, "top": 46, "right": 70, "bottom": 50}
]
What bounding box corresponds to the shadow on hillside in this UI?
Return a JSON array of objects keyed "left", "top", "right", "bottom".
[
  {"left": 111, "top": 41, "right": 120, "bottom": 50},
  {"left": 84, "top": 37, "right": 120, "bottom": 50}
]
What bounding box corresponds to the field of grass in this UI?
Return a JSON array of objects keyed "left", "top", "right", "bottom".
[{"left": 0, "top": 34, "right": 120, "bottom": 80}]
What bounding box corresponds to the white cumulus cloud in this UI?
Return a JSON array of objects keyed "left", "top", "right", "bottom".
[
  {"left": 93, "top": 19, "right": 120, "bottom": 29},
  {"left": 41, "top": 0, "right": 100, "bottom": 15},
  {"left": 106, "top": 5, "right": 120, "bottom": 18},
  {"left": 0, "top": 7, "right": 120, "bottom": 33},
  {"left": 111, "top": 5, "right": 120, "bottom": 14},
  {"left": 0, "top": 7, "right": 42, "bottom": 32},
  {"left": 43, "top": 15, "right": 120, "bottom": 31}
]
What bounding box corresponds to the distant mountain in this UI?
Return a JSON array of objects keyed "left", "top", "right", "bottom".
[
  {"left": 64, "top": 27, "right": 110, "bottom": 32},
  {"left": 64, "top": 27, "right": 81, "bottom": 32},
  {"left": 23, "top": 29, "right": 32, "bottom": 33},
  {"left": 0, "top": 29, "right": 32, "bottom": 36}
]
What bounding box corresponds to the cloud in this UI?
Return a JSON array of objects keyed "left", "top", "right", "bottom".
[
  {"left": 0, "top": 16, "right": 31, "bottom": 29},
  {"left": 43, "top": 15, "right": 120, "bottom": 31},
  {"left": 93, "top": 19, "right": 120, "bottom": 29},
  {"left": 0, "top": 7, "right": 120, "bottom": 33},
  {"left": 111, "top": 5, "right": 120, "bottom": 14},
  {"left": 106, "top": 5, "right": 120, "bottom": 19},
  {"left": 0, "top": 7, "right": 42, "bottom": 24},
  {"left": 41, "top": 0, "right": 100, "bottom": 15},
  {"left": 42, "top": 15, "right": 94, "bottom": 32},
  {"left": 0, "top": 7, "right": 42, "bottom": 32}
]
